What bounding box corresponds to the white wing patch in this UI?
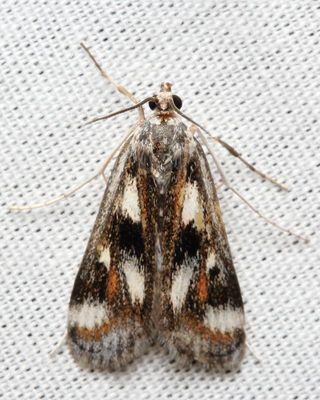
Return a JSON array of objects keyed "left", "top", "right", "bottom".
[
  {"left": 98, "top": 247, "right": 111, "bottom": 271},
  {"left": 181, "top": 182, "right": 204, "bottom": 229},
  {"left": 204, "top": 305, "right": 244, "bottom": 333},
  {"left": 206, "top": 251, "right": 228, "bottom": 285},
  {"left": 69, "top": 302, "right": 108, "bottom": 329},
  {"left": 121, "top": 178, "right": 141, "bottom": 222},
  {"left": 206, "top": 251, "right": 216, "bottom": 273},
  {"left": 122, "top": 259, "right": 145, "bottom": 304},
  {"left": 171, "top": 265, "right": 194, "bottom": 311}
]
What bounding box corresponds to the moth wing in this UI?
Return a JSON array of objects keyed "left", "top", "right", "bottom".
[
  {"left": 67, "top": 134, "right": 156, "bottom": 370},
  {"left": 159, "top": 137, "right": 245, "bottom": 371}
]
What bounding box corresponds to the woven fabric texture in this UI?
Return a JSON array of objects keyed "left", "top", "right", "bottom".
[{"left": 1, "top": 1, "right": 319, "bottom": 399}]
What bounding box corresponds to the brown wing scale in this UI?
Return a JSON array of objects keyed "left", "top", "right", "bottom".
[
  {"left": 158, "top": 134, "right": 245, "bottom": 371},
  {"left": 67, "top": 133, "right": 157, "bottom": 370}
]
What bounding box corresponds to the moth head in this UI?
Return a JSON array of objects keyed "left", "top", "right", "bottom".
[{"left": 148, "top": 82, "right": 183, "bottom": 114}]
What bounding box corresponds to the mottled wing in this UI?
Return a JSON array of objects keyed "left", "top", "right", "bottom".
[
  {"left": 67, "top": 130, "right": 156, "bottom": 370},
  {"left": 159, "top": 134, "right": 245, "bottom": 371}
]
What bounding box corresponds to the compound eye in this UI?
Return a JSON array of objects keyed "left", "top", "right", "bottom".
[
  {"left": 172, "top": 95, "right": 182, "bottom": 109},
  {"left": 148, "top": 101, "right": 157, "bottom": 110}
]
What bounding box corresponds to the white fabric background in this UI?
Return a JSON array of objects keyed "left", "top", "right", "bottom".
[{"left": 1, "top": 1, "right": 319, "bottom": 399}]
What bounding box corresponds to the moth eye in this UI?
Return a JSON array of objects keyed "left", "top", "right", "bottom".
[
  {"left": 172, "top": 95, "right": 183, "bottom": 109},
  {"left": 149, "top": 101, "right": 157, "bottom": 110}
]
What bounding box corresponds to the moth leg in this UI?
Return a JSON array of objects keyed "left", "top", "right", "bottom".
[
  {"left": 80, "top": 42, "right": 145, "bottom": 121},
  {"left": 209, "top": 136, "right": 288, "bottom": 191},
  {"left": 245, "top": 341, "right": 262, "bottom": 364},
  {"left": 9, "top": 130, "right": 133, "bottom": 212},
  {"left": 198, "top": 129, "right": 309, "bottom": 243},
  {"left": 49, "top": 329, "right": 67, "bottom": 358},
  {"left": 185, "top": 121, "right": 288, "bottom": 191},
  {"left": 226, "top": 184, "right": 308, "bottom": 242},
  {"left": 9, "top": 172, "right": 101, "bottom": 212},
  {"left": 188, "top": 125, "right": 224, "bottom": 194}
]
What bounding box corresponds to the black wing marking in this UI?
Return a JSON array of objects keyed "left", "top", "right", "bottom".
[
  {"left": 67, "top": 129, "right": 157, "bottom": 370},
  {"left": 159, "top": 131, "right": 245, "bottom": 371}
]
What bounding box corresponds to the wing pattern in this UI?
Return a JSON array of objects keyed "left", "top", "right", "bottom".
[
  {"left": 67, "top": 127, "right": 157, "bottom": 370},
  {"left": 158, "top": 134, "right": 245, "bottom": 370},
  {"left": 67, "top": 117, "right": 245, "bottom": 371}
]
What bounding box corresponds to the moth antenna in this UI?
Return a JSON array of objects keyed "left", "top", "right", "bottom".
[
  {"left": 170, "top": 99, "right": 207, "bottom": 134},
  {"left": 170, "top": 101, "right": 288, "bottom": 191},
  {"left": 84, "top": 97, "right": 155, "bottom": 126},
  {"left": 171, "top": 101, "right": 308, "bottom": 242},
  {"left": 80, "top": 42, "right": 145, "bottom": 121}
]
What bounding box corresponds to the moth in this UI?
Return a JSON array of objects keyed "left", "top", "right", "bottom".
[
  {"left": 67, "top": 81, "right": 245, "bottom": 372},
  {"left": 11, "top": 44, "right": 305, "bottom": 372}
]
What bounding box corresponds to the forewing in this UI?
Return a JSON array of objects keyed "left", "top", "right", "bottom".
[
  {"left": 67, "top": 133, "right": 156, "bottom": 370},
  {"left": 159, "top": 136, "right": 245, "bottom": 371}
]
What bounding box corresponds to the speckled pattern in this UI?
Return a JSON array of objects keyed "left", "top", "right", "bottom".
[{"left": 1, "top": 1, "right": 319, "bottom": 399}]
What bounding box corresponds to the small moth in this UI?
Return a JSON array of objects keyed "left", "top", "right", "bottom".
[
  {"left": 67, "top": 81, "right": 245, "bottom": 372},
  {"left": 11, "top": 44, "right": 306, "bottom": 372}
]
